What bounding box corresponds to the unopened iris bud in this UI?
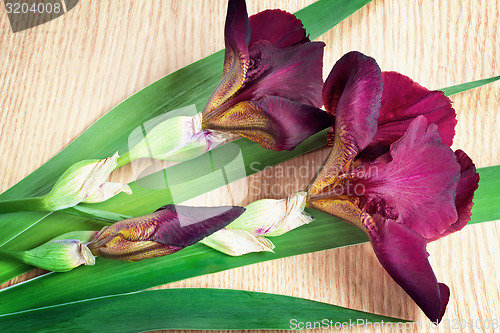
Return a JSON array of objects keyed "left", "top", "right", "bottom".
[
  {"left": 87, "top": 204, "right": 245, "bottom": 261},
  {"left": 123, "top": 113, "right": 227, "bottom": 164},
  {"left": 22, "top": 240, "right": 95, "bottom": 272},
  {"left": 200, "top": 191, "right": 313, "bottom": 256},
  {"left": 0, "top": 231, "right": 98, "bottom": 272},
  {"left": 42, "top": 153, "right": 131, "bottom": 210}
]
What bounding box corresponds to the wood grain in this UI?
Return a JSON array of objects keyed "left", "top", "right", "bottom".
[{"left": 0, "top": 1, "right": 499, "bottom": 332}]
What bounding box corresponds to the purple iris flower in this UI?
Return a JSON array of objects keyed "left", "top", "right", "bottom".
[{"left": 307, "top": 51, "right": 479, "bottom": 323}]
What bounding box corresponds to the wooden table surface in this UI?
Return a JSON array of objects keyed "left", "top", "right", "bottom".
[{"left": 0, "top": 1, "right": 499, "bottom": 332}]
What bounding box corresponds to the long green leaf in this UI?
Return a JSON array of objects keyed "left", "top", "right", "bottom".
[
  {"left": 0, "top": 0, "right": 373, "bottom": 284},
  {"left": 0, "top": 0, "right": 498, "bottom": 323},
  {"left": 0, "top": 164, "right": 497, "bottom": 315},
  {"left": 0, "top": 289, "right": 404, "bottom": 332},
  {"left": 439, "top": 75, "right": 500, "bottom": 96},
  {"left": 0, "top": 211, "right": 364, "bottom": 314},
  {"left": 1, "top": 74, "right": 498, "bottom": 287}
]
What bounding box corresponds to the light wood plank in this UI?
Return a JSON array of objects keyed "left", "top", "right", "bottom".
[{"left": 0, "top": 1, "right": 498, "bottom": 332}]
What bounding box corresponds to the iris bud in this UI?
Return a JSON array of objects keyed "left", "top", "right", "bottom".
[
  {"left": 125, "top": 113, "right": 227, "bottom": 163},
  {"left": 1, "top": 231, "right": 99, "bottom": 272},
  {"left": 87, "top": 204, "right": 245, "bottom": 261},
  {"left": 43, "top": 153, "right": 131, "bottom": 210},
  {"left": 201, "top": 192, "right": 312, "bottom": 256}
]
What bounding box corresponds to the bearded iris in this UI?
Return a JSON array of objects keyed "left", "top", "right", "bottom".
[
  {"left": 1, "top": 205, "right": 244, "bottom": 270},
  {"left": 307, "top": 51, "right": 479, "bottom": 323},
  {"left": 200, "top": 0, "right": 329, "bottom": 151},
  {"left": 121, "top": 0, "right": 330, "bottom": 166}
]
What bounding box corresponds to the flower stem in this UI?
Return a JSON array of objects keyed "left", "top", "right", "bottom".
[
  {"left": 0, "top": 196, "right": 129, "bottom": 223},
  {"left": 0, "top": 197, "right": 47, "bottom": 213},
  {"left": 0, "top": 248, "right": 24, "bottom": 262},
  {"left": 116, "top": 152, "right": 131, "bottom": 169},
  {"left": 61, "top": 205, "right": 131, "bottom": 223}
]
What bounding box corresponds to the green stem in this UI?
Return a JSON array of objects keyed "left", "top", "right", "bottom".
[
  {"left": 61, "top": 206, "right": 130, "bottom": 223},
  {"left": 115, "top": 152, "right": 132, "bottom": 169},
  {"left": 0, "top": 197, "right": 47, "bottom": 213},
  {"left": 0, "top": 248, "right": 24, "bottom": 262},
  {"left": 0, "top": 196, "right": 128, "bottom": 223}
]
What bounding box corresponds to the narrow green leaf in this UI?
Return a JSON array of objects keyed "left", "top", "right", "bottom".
[
  {"left": 0, "top": 0, "right": 498, "bottom": 322},
  {"left": 0, "top": 210, "right": 363, "bottom": 314},
  {"left": 441, "top": 75, "right": 500, "bottom": 96},
  {"left": 297, "top": 0, "right": 373, "bottom": 40},
  {"left": 0, "top": 289, "right": 404, "bottom": 331},
  {"left": 0, "top": 0, "right": 376, "bottom": 285},
  {"left": 0, "top": 160, "right": 498, "bottom": 316},
  {"left": 469, "top": 165, "right": 500, "bottom": 224}
]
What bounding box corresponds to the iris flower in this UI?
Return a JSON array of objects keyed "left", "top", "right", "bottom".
[
  {"left": 307, "top": 51, "right": 479, "bottom": 323},
  {"left": 123, "top": 0, "right": 330, "bottom": 165},
  {"left": 200, "top": 0, "right": 330, "bottom": 151},
  {"left": 87, "top": 204, "right": 245, "bottom": 261}
]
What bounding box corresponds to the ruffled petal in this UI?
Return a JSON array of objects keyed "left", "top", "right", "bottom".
[
  {"left": 204, "top": 0, "right": 250, "bottom": 115},
  {"left": 203, "top": 96, "right": 330, "bottom": 151},
  {"left": 248, "top": 9, "right": 309, "bottom": 48},
  {"left": 361, "top": 72, "right": 457, "bottom": 160},
  {"left": 308, "top": 51, "right": 382, "bottom": 196},
  {"left": 427, "top": 149, "right": 479, "bottom": 241},
  {"left": 360, "top": 116, "right": 460, "bottom": 240},
  {"left": 369, "top": 217, "right": 449, "bottom": 323},
  {"left": 322, "top": 51, "right": 382, "bottom": 148}
]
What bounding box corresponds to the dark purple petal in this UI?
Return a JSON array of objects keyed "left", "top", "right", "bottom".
[
  {"left": 87, "top": 205, "right": 245, "bottom": 261},
  {"left": 450, "top": 150, "right": 479, "bottom": 229},
  {"left": 152, "top": 205, "right": 245, "bottom": 247},
  {"left": 369, "top": 217, "right": 449, "bottom": 323},
  {"left": 203, "top": 0, "right": 250, "bottom": 115},
  {"left": 360, "top": 116, "right": 460, "bottom": 240},
  {"left": 428, "top": 150, "right": 479, "bottom": 241},
  {"left": 242, "top": 40, "right": 325, "bottom": 107},
  {"left": 248, "top": 9, "right": 309, "bottom": 48},
  {"left": 361, "top": 72, "right": 457, "bottom": 160},
  {"left": 308, "top": 52, "right": 382, "bottom": 196},
  {"left": 203, "top": 0, "right": 324, "bottom": 131},
  {"left": 322, "top": 51, "right": 383, "bottom": 156},
  {"left": 203, "top": 96, "right": 330, "bottom": 151}
]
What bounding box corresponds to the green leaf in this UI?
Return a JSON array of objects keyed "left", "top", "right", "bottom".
[
  {"left": 0, "top": 211, "right": 361, "bottom": 314},
  {"left": 0, "top": 0, "right": 374, "bottom": 284},
  {"left": 0, "top": 161, "right": 497, "bottom": 316},
  {"left": 0, "top": 289, "right": 404, "bottom": 331},
  {"left": 469, "top": 165, "right": 500, "bottom": 224},
  {"left": 440, "top": 75, "right": 500, "bottom": 96},
  {"left": 0, "top": 0, "right": 498, "bottom": 324}
]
